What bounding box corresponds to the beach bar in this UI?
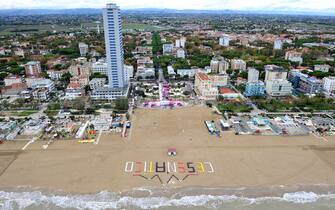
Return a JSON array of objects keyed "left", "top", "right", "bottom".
[{"left": 205, "top": 121, "right": 220, "bottom": 136}]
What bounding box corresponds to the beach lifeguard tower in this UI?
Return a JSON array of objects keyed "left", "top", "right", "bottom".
[{"left": 168, "top": 148, "right": 177, "bottom": 156}]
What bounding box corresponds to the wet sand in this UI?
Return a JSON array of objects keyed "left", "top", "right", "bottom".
[{"left": 1, "top": 106, "right": 335, "bottom": 194}]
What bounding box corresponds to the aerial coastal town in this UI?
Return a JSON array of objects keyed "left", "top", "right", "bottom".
[
  {"left": 1, "top": 4, "right": 335, "bottom": 142},
  {"left": 1, "top": 2, "right": 335, "bottom": 197}
]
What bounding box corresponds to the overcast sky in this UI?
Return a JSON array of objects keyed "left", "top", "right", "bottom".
[{"left": 1, "top": 0, "right": 335, "bottom": 13}]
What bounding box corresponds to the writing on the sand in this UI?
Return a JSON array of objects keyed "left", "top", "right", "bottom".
[{"left": 124, "top": 161, "right": 214, "bottom": 174}]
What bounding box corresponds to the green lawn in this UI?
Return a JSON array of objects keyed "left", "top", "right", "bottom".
[
  {"left": 44, "top": 110, "right": 60, "bottom": 117},
  {"left": 218, "top": 103, "right": 253, "bottom": 113},
  {"left": 256, "top": 100, "right": 295, "bottom": 112},
  {"left": 0, "top": 23, "right": 96, "bottom": 35},
  {"left": 123, "top": 23, "right": 162, "bottom": 31},
  {"left": 12, "top": 110, "right": 39, "bottom": 117},
  {"left": 0, "top": 22, "right": 162, "bottom": 35},
  {"left": 255, "top": 96, "right": 335, "bottom": 112},
  {"left": 0, "top": 24, "right": 68, "bottom": 35}
]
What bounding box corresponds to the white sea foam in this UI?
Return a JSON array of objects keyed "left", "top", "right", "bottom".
[
  {"left": 282, "top": 191, "right": 320, "bottom": 203},
  {"left": 0, "top": 190, "right": 334, "bottom": 210}
]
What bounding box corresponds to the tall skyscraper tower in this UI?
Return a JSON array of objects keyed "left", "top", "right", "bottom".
[
  {"left": 91, "top": 3, "right": 129, "bottom": 100},
  {"left": 96, "top": 21, "right": 101, "bottom": 34},
  {"left": 103, "top": 3, "right": 125, "bottom": 88}
]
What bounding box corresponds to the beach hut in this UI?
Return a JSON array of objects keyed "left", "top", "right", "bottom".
[
  {"left": 219, "top": 120, "right": 230, "bottom": 130},
  {"left": 205, "top": 121, "right": 215, "bottom": 133}
]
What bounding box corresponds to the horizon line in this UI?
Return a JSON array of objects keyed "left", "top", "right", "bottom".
[{"left": 0, "top": 7, "right": 334, "bottom": 16}]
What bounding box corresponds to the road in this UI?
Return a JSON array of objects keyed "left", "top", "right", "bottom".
[
  {"left": 237, "top": 111, "right": 334, "bottom": 116},
  {"left": 2, "top": 103, "right": 49, "bottom": 120},
  {"left": 158, "top": 68, "right": 165, "bottom": 83},
  {"left": 94, "top": 130, "right": 103, "bottom": 145},
  {"left": 30, "top": 103, "right": 49, "bottom": 118}
]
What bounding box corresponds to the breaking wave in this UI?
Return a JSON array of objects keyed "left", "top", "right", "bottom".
[{"left": 0, "top": 190, "right": 335, "bottom": 210}]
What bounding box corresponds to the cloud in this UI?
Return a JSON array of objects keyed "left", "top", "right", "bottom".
[{"left": 1, "top": 0, "right": 335, "bottom": 12}]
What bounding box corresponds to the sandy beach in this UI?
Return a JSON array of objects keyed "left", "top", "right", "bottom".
[{"left": 1, "top": 106, "right": 335, "bottom": 194}]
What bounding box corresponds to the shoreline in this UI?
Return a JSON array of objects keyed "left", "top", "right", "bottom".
[
  {"left": 2, "top": 184, "right": 335, "bottom": 198},
  {"left": 1, "top": 184, "right": 335, "bottom": 207}
]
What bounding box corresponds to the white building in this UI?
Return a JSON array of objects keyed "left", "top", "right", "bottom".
[
  {"left": 202, "top": 66, "right": 212, "bottom": 74},
  {"left": 219, "top": 35, "right": 230, "bottom": 47},
  {"left": 25, "top": 77, "right": 45, "bottom": 88},
  {"left": 89, "top": 78, "right": 106, "bottom": 90},
  {"left": 177, "top": 69, "right": 198, "bottom": 78},
  {"left": 14, "top": 48, "right": 25, "bottom": 57},
  {"left": 124, "top": 65, "right": 134, "bottom": 84},
  {"left": 31, "top": 79, "right": 55, "bottom": 91},
  {"left": 210, "top": 59, "right": 219, "bottom": 73},
  {"left": 219, "top": 60, "right": 230, "bottom": 73},
  {"left": 323, "top": 77, "right": 335, "bottom": 93},
  {"left": 219, "top": 88, "right": 241, "bottom": 99},
  {"left": 210, "top": 74, "right": 229, "bottom": 87},
  {"left": 137, "top": 57, "right": 153, "bottom": 67},
  {"left": 194, "top": 72, "right": 229, "bottom": 100},
  {"left": 90, "top": 116, "right": 112, "bottom": 131},
  {"left": 265, "top": 65, "right": 288, "bottom": 82},
  {"left": 175, "top": 38, "right": 187, "bottom": 48},
  {"left": 68, "top": 63, "right": 91, "bottom": 77},
  {"left": 163, "top": 44, "right": 174, "bottom": 54},
  {"left": 31, "top": 79, "right": 55, "bottom": 101},
  {"left": 210, "top": 57, "right": 229, "bottom": 74},
  {"left": 176, "top": 48, "right": 185, "bottom": 59},
  {"left": 91, "top": 86, "right": 127, "bottom": 100},
  {"left": 0, "top": 121, "right": 20, "bottom": 140},
  {"left": 180, "top": 37, "right": 186, "bottom": 48},
  {"left": 47, "top": 70, "right": 67, "bottom": 80},
  {"left": 231, "top": 59, "right": 246, "bottom": 71},
  {"left": 266, "top": 79, "right": 292, "bottom": 96},
  {"left": 92, "top": 58, "right": 108, "bottom": 75},
  {"left": 274, "top": 39, "right": 283, "bottom": 50},
  {"left": 167, "top": 66, "right": 176, "bottom": 76},
  {"left": 65, "top": 88, "right": 84, "bottom": 100},
  {"left": 69, "top": 75, "right": 89, "bottom": 88},
  {"left": 78, "top": 42, "right": 89, "bottom": 56},
  {"left": 175, "top": 39, "right": 181, "bottom": 48},
  {"left": 285, "top": 51, "right": 303, "bottom": 64},
  {"left": 136, "top": 68, "right": 155, "bottom": 79},
  {"left": 32, "top": 89, "right": 49, "bottom": 101},
  {"left": 25, "top": 61, "right": 42, "bottom": 77},
  {"left": 22, "top": 119, "right": 47, "bottom": 136},
  {"left": 0, "top": 47, "right": 5, "bottom": 56},
  {"left": 315, "top": 64, "right": 330, "bottom": 73},
  {"left": 4, "top": 76, "right": 22, "bottom": 87},
  {"left": 247, "top": 67, "right": 259, "bottom": 83}
]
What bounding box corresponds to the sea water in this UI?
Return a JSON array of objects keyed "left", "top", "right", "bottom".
[{"left": 1, "top": 188, "right": 335, "bottom": 210}]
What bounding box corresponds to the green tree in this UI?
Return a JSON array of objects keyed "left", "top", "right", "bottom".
[
  {"left": 54, "top": 64, "right": 63, "bottom": 70},
  {"left": 60, "top": 72, "right": 72, "bottom": 85},
  {"left": 238, "top": 71, "right": 248, "bottom": 79},
  {"left": 48, "top": 102, "right": 61, "bottom": 110},
  {"left": 72, "top": 98, "right": 85, "bottom": 111},
  {"left": 0, "top": 72, "right": 8, "bottom": 80},
  {"left": 41, "top": 71, "right": 50, "bottom": 79},
  {"left": 152, "top": 32, "right": 163, "bottom": 55},
  {"left": 89, "top": 72, "right": 108, "bottom": 80},
  {"left": 114, "top": 98, "right": 129, "bottom": 111}
]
